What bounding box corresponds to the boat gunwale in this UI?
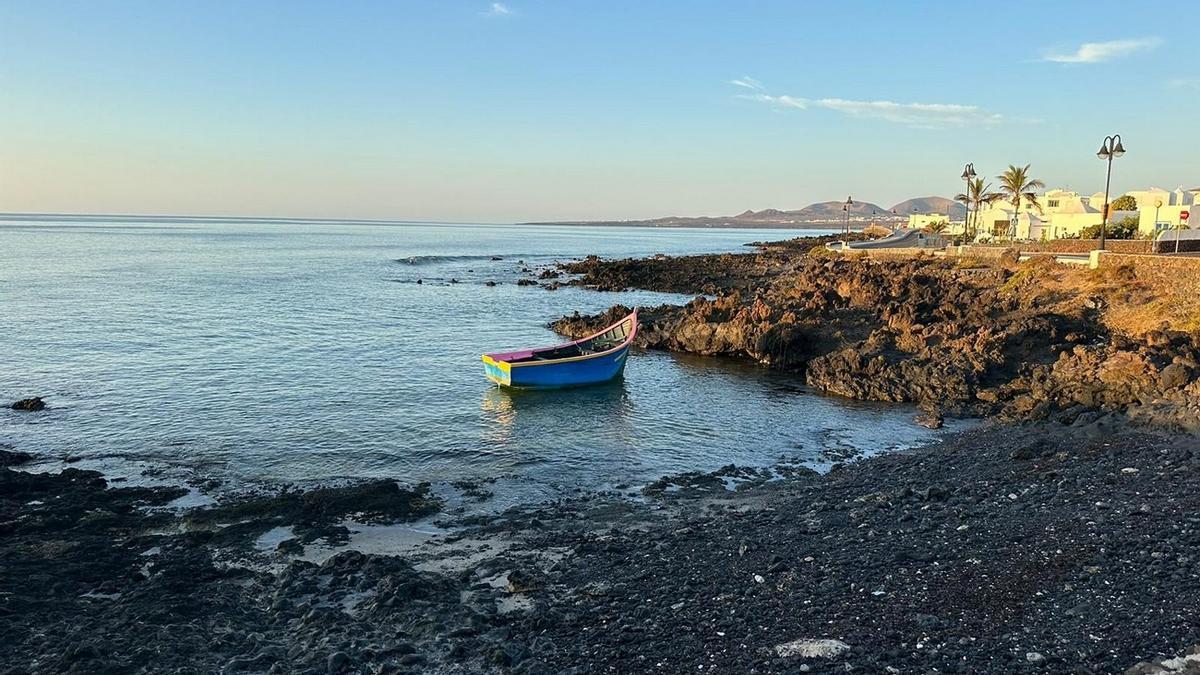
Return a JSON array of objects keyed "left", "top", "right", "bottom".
[{"left": 484, "top": 311, "right": 638, "bottom": 370}]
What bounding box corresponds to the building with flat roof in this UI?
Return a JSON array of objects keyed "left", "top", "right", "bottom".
[{"left": 1124, "top": 187, "right": 1199, "bottom": 235}]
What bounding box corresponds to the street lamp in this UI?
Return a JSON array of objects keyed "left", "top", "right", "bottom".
[
  {"left": 1153, "top": 198, "right": 1164, "bottom": 252},
  {"left": 961, "top": 163, "right": 977, "bottom": 240},
  {"left": 1096, "top": 134, "right": 1126, "bottom": 251},
  {"left": 842, "top": 196, "right": 853, "bottom": 238}
]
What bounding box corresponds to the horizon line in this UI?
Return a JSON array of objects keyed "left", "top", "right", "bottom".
[{"left": 0, "top": 211, "right": 522, "bottom": 227}]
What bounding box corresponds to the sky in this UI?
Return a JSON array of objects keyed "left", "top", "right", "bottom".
[{"left": 2, "top": 0, "right": 1198, "bottom": 223}]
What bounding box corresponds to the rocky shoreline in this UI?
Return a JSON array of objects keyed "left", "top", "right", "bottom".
[
  {"left": 555, "top": 243, "right": 1200, "bottom": 430},
  {"left": 5, "top": 235, "right": 1200, "bottom": 674},
  {"left": 5, "top": 422, "right": 1200, "bottom": 674}
]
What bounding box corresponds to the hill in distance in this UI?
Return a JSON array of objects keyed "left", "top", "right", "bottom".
[
  {"left": 786, "top": 200, "right": 891, "bottom": 221},
  {"left": 889, "top": 196, "right": 966, "bottom": 219},
  {"left": 527, "top": 196, "right": 958, "bottom": 228}
]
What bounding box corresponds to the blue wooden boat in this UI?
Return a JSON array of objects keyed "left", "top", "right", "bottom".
[{"left": 482, "top": 311, "right": 638, "bottom": 388}]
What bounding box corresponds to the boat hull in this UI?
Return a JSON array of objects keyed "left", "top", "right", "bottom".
[
  {"left": 483, "top": 343, "right": 630, "bottom": 388},
  {"left": 483, "top": 310, "right": 637, "bottom": 389}
]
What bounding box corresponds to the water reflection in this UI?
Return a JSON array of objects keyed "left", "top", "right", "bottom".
[{"left": 479, "top": 379, "right": 634, "bottom": 446}]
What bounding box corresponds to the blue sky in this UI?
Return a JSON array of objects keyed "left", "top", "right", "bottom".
[{"left": 2, "top": 0, "right": 1197, "bottom": 222}]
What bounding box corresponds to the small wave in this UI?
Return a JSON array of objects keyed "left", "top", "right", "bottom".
[
  {"left": 395, "top": 254, "right": 493, "bottom": 265},
  {"left": 394, "top": 254, "right": 542, "bottom": 265}
]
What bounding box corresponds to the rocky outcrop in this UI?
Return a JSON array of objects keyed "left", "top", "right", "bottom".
[
  {"left": 559, "top": 235, "right": 857, "bottom": 294},
  {"left": 10, "top": 397, "right": 46, "bottom": 411},
  {"left": 0, "top": 447, "right": 34, "bottom": 467},
  {"left": 553, "top": 252, "right": 1200, "bottom": 426}
]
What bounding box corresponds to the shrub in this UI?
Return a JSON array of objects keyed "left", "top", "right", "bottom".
[
  {"left": 1080, "top": 216, "right": 1139, "bottom": 240},
  {"left": 1110, "top": 194, "right": 1137, "bottom": 211}
]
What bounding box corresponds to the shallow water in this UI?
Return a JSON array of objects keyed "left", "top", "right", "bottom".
[{"left": 1, "top": 217, "right": 963, "bottom": 506}]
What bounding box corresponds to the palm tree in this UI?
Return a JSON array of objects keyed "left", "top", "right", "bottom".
[
  {"left": 954, "top": 177, "right": 1004, "bottom": 240},
  {"left": 996, "top": 164, "right": 1045, "bottom": 240}
]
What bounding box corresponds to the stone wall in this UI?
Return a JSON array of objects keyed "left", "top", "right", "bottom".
[
  {"left": 960, "top": 239, "right": 1200, "bottom": 255},
  {"left": 1097, "top": 252, "right": 1200, "bottom": 281},
  {"left": 973, "top": 240, "right": 1155, "bottom": 254},
  {"left": 945, "top": 246, "right": 1012, "bottom": 259},
  {"left": 1152, "top": 237, "right": 1200, "bottom": 254},
  {"left": 858, "top": 248, "right": 936, "bottom": 261}
]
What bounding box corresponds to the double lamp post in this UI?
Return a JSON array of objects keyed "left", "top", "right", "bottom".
[{"left": 1096, "top": 134, "right": 1125, "bottom": 251}]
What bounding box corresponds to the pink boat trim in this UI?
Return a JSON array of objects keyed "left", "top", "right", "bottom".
[{"left": 484, "top": 311, "right": 638, "bottom": 364}]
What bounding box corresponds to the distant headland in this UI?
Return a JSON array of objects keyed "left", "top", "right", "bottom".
[{"left": 525, "top": 196, "right": 965, "bottom": 228}]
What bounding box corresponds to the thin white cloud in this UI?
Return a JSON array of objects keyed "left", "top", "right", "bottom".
[
  {"left": 1041, "top": 37, "right": 1162, "bottom": 63},
  {"left": 730, "top": 81, "right": 1002, "bottom": 127},
  {"left": 485, "top": 2, "right": 512, "bottom": 16},
  {"left": 816, "top": 98, "right": 1002, "bottom": 126},
  {"left": 735, "top": 93, "right": 807, "bottom": 109},
  {"left": 1167, "top": 78, "right": 1200, "bottom": 89},
  {"left": 729, "top": 76, "right": 764, "bottom": 91}
]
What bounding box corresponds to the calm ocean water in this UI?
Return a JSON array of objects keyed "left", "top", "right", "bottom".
[{"left": 1, "top": 216, "right": 960, "bottom": 507}]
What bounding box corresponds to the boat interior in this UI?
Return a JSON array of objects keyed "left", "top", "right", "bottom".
[{"left": 506, "top": 317, "right": 633, "bottom": 363}]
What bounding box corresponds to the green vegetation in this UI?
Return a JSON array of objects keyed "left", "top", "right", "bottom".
[
  {"left": 1080, "top": 216, "right": 1139, "bottom": 240},
  {"left": 1110, "top": 194, "right": 1137, "bottom": 211},
  {"left": 807, "top": 245, "right": 838, "bottom": 260}
]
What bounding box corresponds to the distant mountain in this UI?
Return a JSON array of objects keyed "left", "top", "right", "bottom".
[
  {"left": 524, "top": 196, "right": 960, "bottom": 229},
  {"left": 787, "top": 200, "right": 891, "bottom": 221},
  {"left": 889, "top": 196, "right": 966, "bottom": 219}
]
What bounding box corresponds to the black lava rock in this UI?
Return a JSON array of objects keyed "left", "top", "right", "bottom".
[{"left": 11, "top": 397, "right": 46, "bottom": 411}]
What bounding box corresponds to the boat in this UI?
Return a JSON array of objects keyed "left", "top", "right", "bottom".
[{"left": 482, "top": 311, "right": 638, "bottom": 388}]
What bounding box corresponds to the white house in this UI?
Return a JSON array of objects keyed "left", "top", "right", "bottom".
[
  {"left": 899, "top": 184, "right": 1197, "bottom": 243},
  {"left": 906, "top": 212, "right": 958, "bottom": 233},
  {"left": 971, "top": 189, "right": 1113, "bottom": 241},
  {"left": 1124, "top": 186, "right": 1199, "bottom": 235}
]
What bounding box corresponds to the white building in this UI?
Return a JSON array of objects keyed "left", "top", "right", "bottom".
[
  {"left": 971, "top": 189, "right": 1111, "bottom": 241},
  {"left": 966, "top": 187, "right": 1190, "bottom": 241},
  {"left": 1124, "top": 187, "right": 1199, "bottom": 235},
  {"left": 897, "top": 184, "right": 1197, "bottom": 243}
]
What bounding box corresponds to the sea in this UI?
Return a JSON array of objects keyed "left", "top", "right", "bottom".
[{"left": 0, "top": 215, "right": 964, "bottom": 510}]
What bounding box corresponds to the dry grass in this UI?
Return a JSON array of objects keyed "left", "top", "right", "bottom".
[
  {"left": 1089, "top": 264, "right": 1200, "bottom": 335},
  {"left": 980, "top": 257, "right": 1200, "bottom": 336}
]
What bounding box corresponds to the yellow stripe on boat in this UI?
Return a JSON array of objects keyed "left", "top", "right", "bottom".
[{"left": 481, "top": 354, "right": 512, "bottom": 385}]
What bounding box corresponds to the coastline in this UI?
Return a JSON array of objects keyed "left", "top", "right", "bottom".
[
  {"left": 4, "top": 233, "right": 1200, "bottom": 673},
  {"left": 4, "top": 422, "right": 1199, "bottom": 673}
]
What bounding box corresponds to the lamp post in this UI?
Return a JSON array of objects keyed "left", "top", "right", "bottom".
[
  {"left": 961, "top": 163, "right": 976, "bottom": 241},
  {"left": 1153, "top": 198, "right": 1163, "bottom": 252},
  {"left": 842, "top": 196, "right": 853, "bottom": 238},
  {"left": 1096, "top": 134, "right": 1126, "bottom": 251}
]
